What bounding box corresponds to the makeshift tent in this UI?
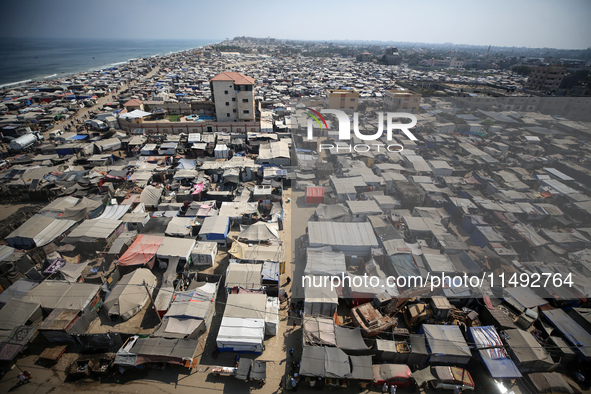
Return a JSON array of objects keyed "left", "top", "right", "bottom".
[
  {"left": 0, "top": 299, "right": 42, "bottom": 342},
  {"left": 63, "top": 218, "right": 121, "bottom": 243},
  {"left": 528, "top": 372, "right": 574, "bottom": 394},
  {"left": 504, "top": 329, "right": 555, "bottom": 373},
  {"left": 305, "top": 250, "right": 347, "bottom": 277},
  {"left": 216, "top": 317, "right": 265, "bottom": 353},
  {"left": 308, "top": 221, "right": 379, "bottom": 256},
  {"left": 422, "top": 324, "right": 471, "bottom": 365},
  {"left": 228, "top": 241, "right": 283, "bottom": 262},
  {"left": 0, "top": 279, "right": 38, "bottom": 304},
  {"left": 118, "top": 234, "right": 164, "bottom": 268},
  {"left": 6, "top": 215, "right": 76, "bottom": 249},
  {"left": 153, "top": 282, "right": 218, "bottom": 339},
  {"left": 349, "top": 355, "right": 373, "bottom": 381},
  {"left": 224, "top": 293, "right": 267, "bottom": 319},
  {"left": 190, "top": 242, "right": 217, "bottom": 267},
  {"left": 21, "top": 281, "right": 100, "bottom": 311},
  {"left": 373, "top": 364, "right": 412, "bottom": 384},
  {"left": 59, "top": 197, "right": 105, "bottom": 221},
  {"left": 304, "top": 277, "right": 338, "bottom": 317},
  {"left": 165, "top": 216, "right": 193, "bottom": 237},
  {"left": 315, "top": 204, "right": 351, "bottom": 222},
  {"left": 469, "top": 326, "right": 522, "bottom": 379},
  {"left": 225, "top": 263, "right": 262, "bottom": 290},
  {"left": 103, "top": 268, "right": 157, "bottom": 321},
  {"left": 198, "top": 216, "right": 229, "bottom": 243},
  {"left": 300, "top": 346, "right": 351, "bottom": 379},
  {"left": 96, "top": 204, "right": 131, "bottom": 220},
  {"left": 542, "top": 308, "right": 591, "bottom": 360},
  {"left": 334, "top": 325, "right": 370, "bottom": 354},
  {"left": 140, "top": 185, "right": 163, "bottom": 206},
  {"left": 265, "top": 296, "right": 279, "bottom": 336},
  {"left": 121, "top": 336, "right": 199, "bottom": 366},
  {"left": 156, "top": 237, "right": 196, "bottom": 263},
  {"left": 303, "top": 316, "right": 337, "bottom": 347},
  {"left": 237, "top": 222, "right": 279, "bottom": 242}
]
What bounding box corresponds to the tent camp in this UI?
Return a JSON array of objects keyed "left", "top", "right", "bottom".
[
  {"left": 103, "top": 268, "right": 157, "bottom": 321},
  {"left": 6, "top": 215, "right": 76, "bottom": 249},
  {"left": 422, "top": 324, "right": 471, "bottom": 365},
  {"left": 118, "top": 234, "right": 164, "bottom": 269},
  {"left": 0, "top": 279, "right": 38, "bottom": 305},
  {"left": 115, "top": 336, "right": 199, "bottom": 367}
]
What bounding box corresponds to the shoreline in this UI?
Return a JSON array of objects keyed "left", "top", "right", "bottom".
[{"left": 0, "top": 39, "right": 221, "bottom": 89}]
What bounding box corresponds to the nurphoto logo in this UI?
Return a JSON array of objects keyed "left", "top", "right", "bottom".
[{"left": 305, "top": 108, "right": 418, "bottom": 153}]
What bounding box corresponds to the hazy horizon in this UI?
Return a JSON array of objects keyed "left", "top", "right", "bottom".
[{"left": 1, "top": 0, "right": 589, "bottom": 50}]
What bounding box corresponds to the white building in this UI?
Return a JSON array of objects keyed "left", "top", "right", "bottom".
[{"left": 210, "top": 72, "right": 255, "bottom": 122}]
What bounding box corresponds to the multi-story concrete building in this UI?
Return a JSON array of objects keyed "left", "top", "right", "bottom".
[
  {"left": 328, "top": 89, "right": 359, "bottom": 112},
  {"left": 210, "top": 72, "right": 255, "bottom": 122},
  {"left": 527, "top": 65, "right": 567, "bottom": 91},
  {"left": 384, "top": 89, "right": 422, "bottom": 113}
]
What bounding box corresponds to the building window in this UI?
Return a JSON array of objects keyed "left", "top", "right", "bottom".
[
  {"left": 350, "top": 98, "right": 355, "bottom": 101},
  {"left": 232, "top": 97, "right": 236, "bottom": 101},
  {"left": 225, "top": 102, "right": 229, "bottom": 106},
  {"left": 243, "top": 110, "right": 250, "bottom": 114},
  {"left": 242, "top": 98, "right": 249, "bottom": 103},
  {"left": 233, "top": 109, "right": 236, "bottom": 113},
  {"left": 224, "top": 90, "right": 228, "bottom": 94},
  {"left": 226, "top": 113, "right": 230, "bottom": 117}
]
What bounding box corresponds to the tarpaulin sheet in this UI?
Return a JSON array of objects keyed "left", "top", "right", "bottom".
[{"left": 118, "top": 234, "right": 164, "bottom": 267}]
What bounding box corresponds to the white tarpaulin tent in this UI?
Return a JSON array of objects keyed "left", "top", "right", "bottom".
[
  {"left": 96, "top": 204, "right": 131, "bottom": 220},
  {"left": 216, "top": 317, "right": 265, "bottom": 353},
  {"left": 140, "top": 186, "right": 163, "bottom": 206},
  {"left": 157, "top": 237, "right": 196, "bottom": 262},
  {"left": 103, "top": 268, "right": 157, "bottom": 321}
]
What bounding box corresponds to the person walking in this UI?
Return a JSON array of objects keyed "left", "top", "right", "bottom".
[
  {"left": 382, "top": 382, "right": 388, "bottom": 393},
  {"left": 390, "top": 384, "right": 397, "bottom": 394}
]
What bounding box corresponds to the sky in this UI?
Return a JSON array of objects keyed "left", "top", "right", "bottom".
[{"left": 1, "top": 0, "right": 590, "bottom": 49}]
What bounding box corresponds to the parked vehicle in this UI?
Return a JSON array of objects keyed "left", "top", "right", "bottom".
[{"left": 430, "top": 366, "right": 475, "bottom": 391}]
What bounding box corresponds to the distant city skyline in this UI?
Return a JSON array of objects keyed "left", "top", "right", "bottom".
[{"left": 1, "top": 0, "right": 590, "bottom": 50}]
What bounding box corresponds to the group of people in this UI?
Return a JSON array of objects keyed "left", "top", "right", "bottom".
[
  {"left": 382, "top": 383, "right": 397, "bottom": 394},
  {"left": 17, "top": 371, "right": 31, "bottom": 385}
]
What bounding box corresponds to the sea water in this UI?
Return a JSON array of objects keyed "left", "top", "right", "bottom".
[{"left": 0, "top": 37, "right": 219, "bottom": 86}]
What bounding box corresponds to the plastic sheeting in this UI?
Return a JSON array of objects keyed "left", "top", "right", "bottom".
[
  {"left": 305, "top": 250, "right": 347, "bottom": 277},
  {"left": 140, "top": 186, "right": 163, "bottom": 206},
  {"left": 118, "top": 234, "right": 164, "bottom": 267},
  {"left": 103, "top": 268, "right": 157, "bottom": 321},
  {"left": 63, "top": 218, "right": 121, "bottom": 243},
  {"left": 216, "top": 317, "right": 265, "bottom": 353},
  {"left": 96, "top": 204, "right": 131, "bottom": 220},
  {"left": 422, "top": 324, "right": 471, "bottom": 365},
  {"left": 165, "top": 216, "right": 193, "bottom": 237}
]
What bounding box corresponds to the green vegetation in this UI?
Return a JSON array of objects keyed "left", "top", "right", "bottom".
[{"left": 167, "top": 115, "right": 180, "bottom": 122}]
